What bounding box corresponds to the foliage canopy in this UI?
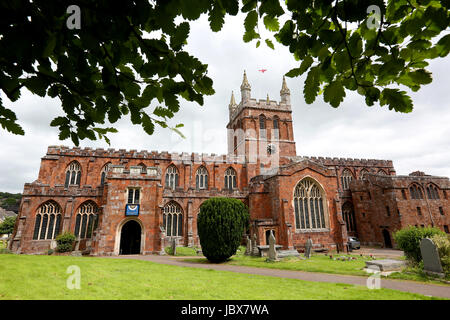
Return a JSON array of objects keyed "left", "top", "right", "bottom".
[{"left": 0, "top": 0, "right": 449, "bottom": 144}]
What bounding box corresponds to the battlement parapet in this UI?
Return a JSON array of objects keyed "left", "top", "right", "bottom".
[
  {"left": 45, "top": 145, "right": 246, "bottom": 164},
  {"left": 290, "top": 155, "right": 394, "bottom": 168}
]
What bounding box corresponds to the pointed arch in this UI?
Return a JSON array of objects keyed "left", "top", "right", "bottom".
[
  {"left": 33, "top": 200, "right": 62, "bottom": 240},
  {"left": 100, "top": 162, "right": 111, "bottom": 186},
  {"left": 409, "top": 183, "right": 424, "bottom": 199},
  {"left": 165, "top": 164, "right": 179, "bottom": 190},
  {"left": 359, "top": 168, "right": 369, "bottom": 180},
  {"left": 259, "top": 114, "right": 266, "bottom": 139},
  {"left": 65, "top": 161, "right": 81, "bottom": 187},
  {"left": 162, "top": 201, "right": 183, "bottom": 237},
  {"left": 342, "top": 202, "right": 356, "bottom": 233},
  {"left": 74, "top": 201, "right": 99, "bottom": 239},
  {"left": 426, "top": 183, "right": 440, "bottom": 200},
  {"left": 224, "top": 167, "right": 237, "bottom": 190},
  {"left": 272, "top": 116, "right": 280, "bottom": 140},
  {"left": 293, "top": 177, "right": 328, "bottom": 230},
  {"left": 195, "top": 165, "right": 209, "bottom": 190},
  {"left": 137, "top": 162, "right": 147, "bottom": 174},
  {"left": 377, "top": 169, "right": 388, "bottom": 175},
  {"left": 341, "top": 168, "right": 354, "bottom": 190}
]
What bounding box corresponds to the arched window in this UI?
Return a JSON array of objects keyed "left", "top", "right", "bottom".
[
  {"left": 32, "top": 201, "right": 62, "bottom": 240},
  {"left": 165, "top": 165, "right": 179, "bottom": 190},
  {"left": 196, "top": 166, "right": 208, "bottom": 190},
  {"left": 341, "top": 169, "right": 353, "bottom": 190},
  {"left": 65, "top": 161, "right": 81, "bottom": 187},
  {"left": 377, "top": 169, "right": 388, "bottom": 175},
  {"left": 273, "top": 116, "right": 279, "bottom": 140},
  {"left": 138, "top": 163, "right": 147, "bottom": 174},
  {"left": 359, "top": 169, "right": 369, "bottom": 180},
  {"left": 162, "top": 202, "right": 183, "bottom": 237},
  {"left": 74, "top": 201, "right": 99, "bottom": 239},
  {"left": 426, "top": 184, "right": 440, "bottom": 200},
  {"left": 259, "top": 114, "right": 266, "bottom": 139},
  {"left": 293, "top": 178, "right": 328, "bottom": 230},
  {"left": 409, "top": 184, "right": 424, "bottom": 199},
  {"left": 225, "top": 167, "right": 237, "bottom": 190},
  {"left": 342, "top": 202, "right": 356, "bottom": 233},
  {"left": 100, "top": 163, "right": 111, "bottom": 186}
]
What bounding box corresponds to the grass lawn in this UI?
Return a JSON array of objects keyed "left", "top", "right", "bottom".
[
  {"left": 185, "top": 253, "right": 373, "bottom": 277},
  {"left": 184, "top": 249, "right": 450, "bottom": 286},
  {"left": 0, "top": 254, "right": 442, "bottom": 300},
  {"left": 164, "top": 246, "right": 200, "bottom": 256}
]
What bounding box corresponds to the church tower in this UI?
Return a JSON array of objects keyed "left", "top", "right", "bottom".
[{"left": 227, "top": 71, "right": 297, "bottom": 171}]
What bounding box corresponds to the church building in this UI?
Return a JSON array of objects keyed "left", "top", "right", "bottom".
[{"left": 9, "top": 72, "right": 450, "bottom": 255}]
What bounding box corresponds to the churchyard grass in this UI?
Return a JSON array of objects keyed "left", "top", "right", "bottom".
[
  {"left": 186, "top": 254, "right": 370, "bottom": 276},
  {"left": 184, "top": 252, "right": 450, "bottom": 285},
  {"left": 164, "top": 246, "right": 200, "bottom": 256},
  {"left": 0, "top": 254, "right": 442, "bottom": 300}
]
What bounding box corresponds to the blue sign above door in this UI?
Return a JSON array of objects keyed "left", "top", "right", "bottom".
[{"left": 125, "top": 204, "right": 140, "bottom": 216}]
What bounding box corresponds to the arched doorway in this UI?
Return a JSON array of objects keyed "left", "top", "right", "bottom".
[
  {"left": 119, "top": 220, "right": 141, "bottom": 255},
  {"left": 265, "top": 229, "right": 275, "bottom": 245},
  {"left": 342, "top": 202, "right": 357, "bottom": 236},
  {"left": 382, "top": 229, "right": 392, "bottom": 248}
]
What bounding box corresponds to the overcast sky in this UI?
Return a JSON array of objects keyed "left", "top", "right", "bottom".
[{"left": 1, "top": 12, "right": 449, "bottom": 193}]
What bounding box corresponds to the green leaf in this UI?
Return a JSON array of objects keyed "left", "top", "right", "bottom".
[
  {"left": 170, "top": 22, "right": 190, "bottom": 50},
  {"left": 286, "top": 56, "right": 313, "bottom": 77},
  {"left": 303, "top": 67, "right": 320, "bottom": 104},
  {"left": 380, "top": 88, "right": 413, "bottom": 113},
  {"left": 265, "top": 39, "right": 274, "bottom": 49},
  {"left": 408, "top": 69, "right": 432, "bottom": 85},
  {"left": 263, "top": 15, "right": 280, "bottom": 32},
  {"left": 141, "top": 113, "right": 155, "bottom": 135},
  {"left": 209, "top": 2, "right": 226, "bottom": 32},
  {"left": 23, "top": 77, "right": 48, "bottom": 97},
  {"left": 323, "top": 80, "right": 345, "bottom": 108}
]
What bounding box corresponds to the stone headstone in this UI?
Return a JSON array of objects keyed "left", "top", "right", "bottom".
[
  {"left": 171, "top": 237, "right": 177, "bottom": 256},
  {"left": 252, "top": 234, "right": 259, "bottom": 256},
  {"left": 268, "top": 230, "right": 278, "bottom": 261},
  {"left": 304, "top": 238, "right": 313, "bottom": 258},
  {"left": 245, "top": 235, "right": 251, "bottom": 255},
  {"left": 420, "top": 238, "right": 444, "bottom": 277}
]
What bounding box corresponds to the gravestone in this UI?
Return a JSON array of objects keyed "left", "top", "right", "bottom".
[
  {"left": 171, "top": 237, "right": 177, "bottom": 256},
  {"left": 245, "top": 235, "right": 251, "bottom": 255},
  {"left": 252, "top": 234, "right": 259, "bottom": 256},
  {"left": 420, "top": 238, "right": 444, "bottom": 277},
  {"left": 267, "top": 230, "right": 278, "bottom": 261},
  {"left": 304, "top": 238, "right": 313, "bottom": 258}
]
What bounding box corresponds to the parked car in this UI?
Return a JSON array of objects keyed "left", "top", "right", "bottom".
[{"left": 347, "top": 236, "right": 361, "bottom": 250}]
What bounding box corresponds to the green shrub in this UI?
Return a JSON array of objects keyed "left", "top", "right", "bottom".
[
  {"left": 47, "top": 249, "right": 54, "bottom": 255},
  {"left": 197, "top": 197, "right": 249, "bottom": 263},
  {"left": 394, "top": 226, "right": 445, "bottom": 263},
  {"left": 431, "top": 234, "right": 450, "bottom": 276},
  {"left": 55, "top": 232, "right": 76, "bottom": 253}
]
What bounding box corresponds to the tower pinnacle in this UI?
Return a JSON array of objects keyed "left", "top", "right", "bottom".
[
  {"left": 240, "top": 70, "right": 251, "bottom": 102},
  {"left": 280, "top": 76, "right": 291, "bottom": 104},
  {"left": 240, "top": 70, "right": 251, "bottom": 91},
  {"left": 280, "top": 76, "right": 290, "bottom": 95}
]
